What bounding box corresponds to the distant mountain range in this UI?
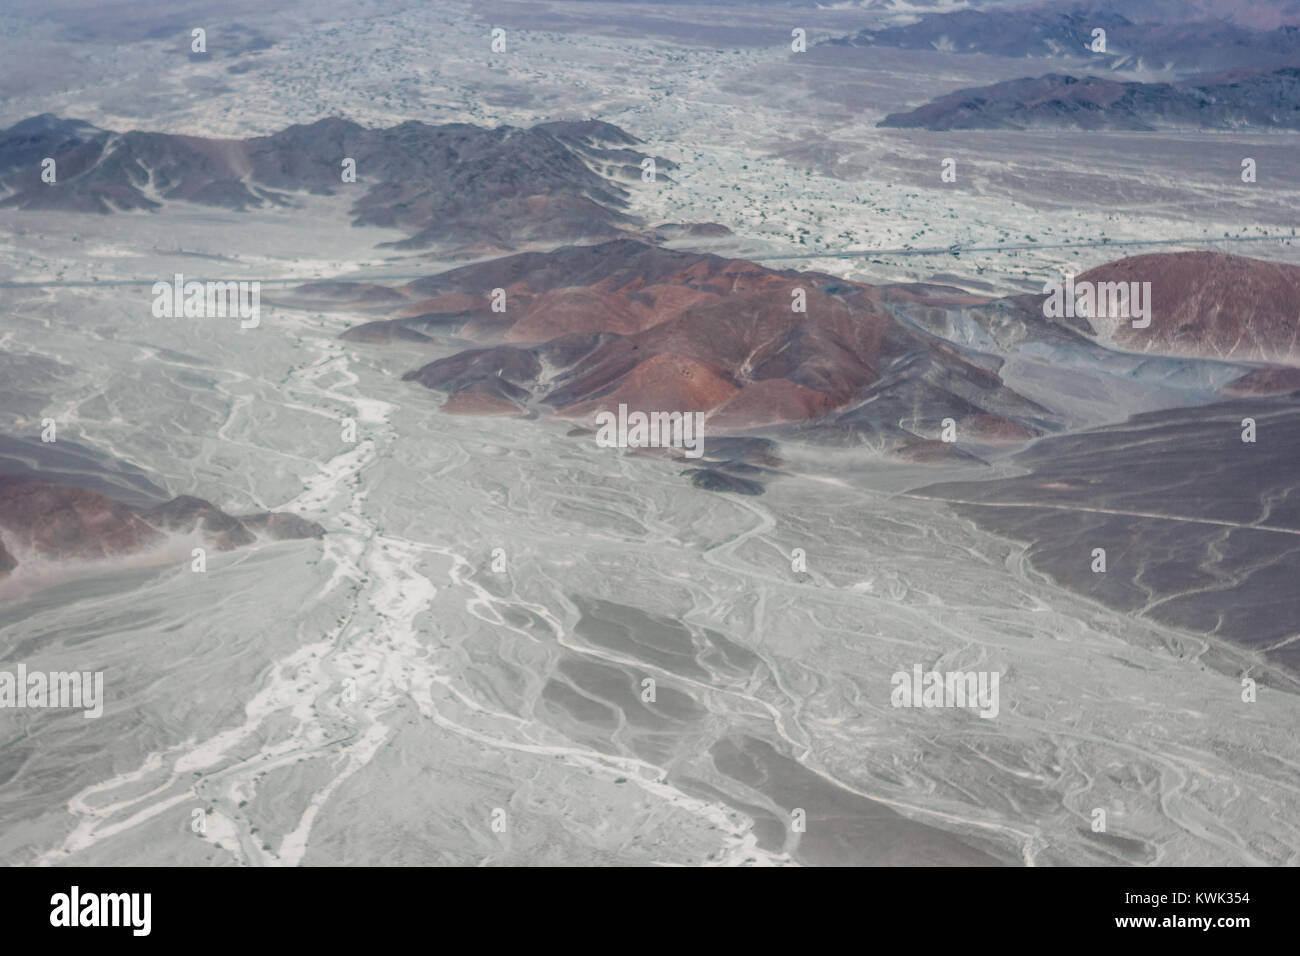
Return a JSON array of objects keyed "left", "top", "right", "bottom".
[
  {"left": 824, "top": 1, "right": 1300, "bottom": 74},
  {"left": 879, "top": 67, "right": 1300, "bottom": 130},
  {"left": 0, "top": 114, "right": 669, "bottom": 250}
]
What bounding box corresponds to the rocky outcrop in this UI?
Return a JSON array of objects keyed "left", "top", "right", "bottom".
[
  {"left": 0, "top": 476, "right": 162, "bottom": 565},
  {"left": 0, "top": 475, "right": 322, "bottom": 577}
]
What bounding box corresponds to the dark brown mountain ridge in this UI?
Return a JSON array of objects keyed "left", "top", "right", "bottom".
[{"left": 0, "top": 114, "right": 670, "bottom": 250}]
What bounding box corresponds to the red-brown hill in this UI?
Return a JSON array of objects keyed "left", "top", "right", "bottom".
[{"left": 1078, "top": 251, "right": 1300, "bottom": 364}]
